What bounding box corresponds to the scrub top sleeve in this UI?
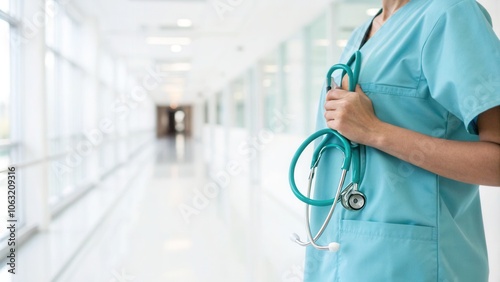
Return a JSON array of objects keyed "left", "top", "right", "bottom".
[{"left": 421, "top": 1, "right": 500, "bottom": 135}]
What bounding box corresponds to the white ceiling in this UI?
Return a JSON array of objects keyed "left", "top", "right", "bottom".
[{"left": 73, "top": 0, "right": 379, "bottom": 106}]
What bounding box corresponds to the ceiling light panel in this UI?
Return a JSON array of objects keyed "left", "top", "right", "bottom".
[
  {"left": 146, "top": 37, "right": 191, "bottom": 45},
  {"left": 170, "top": 45, "right": 183, "bottom": 53},
  {"left": 130, "top": 0, "right": 204, "bottom": 2},
  {"left": 177, "top": 19, "right": 192, "bottom": 27},
  {"left": 161, "top": 63, "right": 191, "bottom": 72}
]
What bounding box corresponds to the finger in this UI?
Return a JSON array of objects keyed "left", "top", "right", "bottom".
[
  {"left": 324, "top": 100, "right": 334, "bottom": 111},
  {"left": 324, "top": 110, "right": 335, "bottom": 121},
  {"left": 324, "top": 100, "right": 343, "bottom": 111},
  {"left": 341, "top": 75, "right": 350, "bottom": 91},
  {"left": 355, "top": 84, "right": 365, "bottom": 94},
  {"left": 326, "top": 89, "right": 349, "bottom": 101},
  {"left": 326, "top": 120, "right": 338, "bottom": 131}
]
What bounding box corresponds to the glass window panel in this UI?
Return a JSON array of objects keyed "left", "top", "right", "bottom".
[
  {"left": 60, "top": 12, "right": 73, "bottom": 58},
  {"left": 59, "top": 60, "right": 72, "bottom": 141},
  {"left": 81, "top": 73, "right": 96, "bottom": 130},
  {"left": 0, "top": 174, "right": 9, "bottom": 239},
  {"left": 98, "top": 86, "right": 116, "bottom": 173},
  {"left": 52, "top": 4, "right": 63, "bottom": 52},
  {"left": 231, "top": 79, "right": 245, "bottom": 128},
  {"left": 99, "top": 54, "right": 115, "bottom": 86},
  {"left": 0, "top": 17, "right": 23, "bottom": 240},
  {"left": 204, "top": 100, "right": 209, "bottom": 124},
  {"left": 260, "top": 50, "right": 279, "bottom": 130},
  {"left": 70, "top": 67, "right": 83, "bottom": 137},
  {"left": 45, "top": 1, "right": 57, "bottom": 48},
  {"left": 79, "top": 27, "right": 94, "bottom": 72},
  {"left": 0, "top": 20, "right": 10, "bottom": 140},
  {"left": 306, "top": 13, "right": 328, "bottom": 134},
  {"left": 283, "top": 35, "right": 305, "bottom": 135},
  {"left": 70, "top": 21, "right": 82, "bottom": 62},
  {"left": 46, "top": 51, "right": 57, "bottom": 140},
  {"left": 0, "top": 20, "right": 7, "bottom": 241},
  {"left": 0, "top": 0, "right": 9, "bottom": 13},
  {"left": 216, "top": 92, "right": 223, "bottom": 125},
  {"left": 115, "top": 62, "right": 127, "bottom": 91}
]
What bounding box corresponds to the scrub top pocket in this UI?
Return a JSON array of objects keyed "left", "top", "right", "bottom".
[
  {"left": 361, "top": 83, "right": 424, "bottom": 99},
  {"left": 360, "top": 82, "right": 448, "bottom": 137},
  {"left": 338, "top": 220, "right": 438, "bottom": 282}
]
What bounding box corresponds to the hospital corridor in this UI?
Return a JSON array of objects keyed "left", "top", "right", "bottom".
[{"left": 0, "top": 0, "right": 499, "bottom": 281}]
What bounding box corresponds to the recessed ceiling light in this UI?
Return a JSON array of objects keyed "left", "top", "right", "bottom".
[
  {"left": 314, "top": 39, "right": 330, "bottom": 47},
  {"left": 177, "top": 19, "right": 192, "bottom": 27},
  {"left": 147, "top": 37, "right": 191, "bottom": 45},
  {"left": 164, "top": 85, "right": 184, "bottom": 92},
  {"left": 164, "top": 239, "right": 192, "bottom": 251},
  {"left": 263, "top": 65, "right": 278, "bottom": 73},
  {"left": 171, "top": 45, "right": 183, "bottom": 53},
  {"left": 165, "top": 77, "right": 185, "bottom": 84},
  {"left": 234, "top": 91, "right": 244, "bottom": 101},
  {"left": 162, "top": 63, "right": 191, "bottom": 72}
]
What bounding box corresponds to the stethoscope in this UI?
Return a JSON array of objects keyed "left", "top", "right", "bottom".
[{"left": 289, "top": 51, "right": 366, "bottom": 252}]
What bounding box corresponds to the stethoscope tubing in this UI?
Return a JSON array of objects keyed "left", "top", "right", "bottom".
[
  {"left": 304, "top": 170, "right": 347, "bottom": 250},
  {"left": 289, "top": 129, "right": 352, "bottom": 206},
  {"left": 289, "top": 51, "right": 365, "bottom": 251}
]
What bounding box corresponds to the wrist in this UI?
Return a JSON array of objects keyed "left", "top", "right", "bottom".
[{"left": 366, "top": 120, "right": 391, "bottom": 149}]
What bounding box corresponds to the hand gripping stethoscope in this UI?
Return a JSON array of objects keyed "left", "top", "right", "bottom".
[{"left": 289, "top": 51, "right": 366, "bottom": 252}]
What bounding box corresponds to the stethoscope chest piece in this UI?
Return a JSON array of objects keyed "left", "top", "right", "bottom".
[
  {"left": 344, "top": 190, "right": 366, "bottom": 211},
  {"left": 341, "top": 183, "right": 366, "bottom": 211}
]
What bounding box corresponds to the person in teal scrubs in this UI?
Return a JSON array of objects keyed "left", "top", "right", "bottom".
[{"left": 305, "top": 0, "right": 500, "bottom": 281}]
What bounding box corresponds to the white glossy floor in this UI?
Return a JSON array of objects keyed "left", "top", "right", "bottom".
[
  {"left": 54, "top": 138, "right": 245, "bottom": 282},
  {"left": 54, "top": 137, "right": 250, "bottom": 282},
  {"left": 0, "top": 135, "right": 304, "bottom": 282},
  {"left": 0, "top": 134, "right": 498, "bottom": 282}
]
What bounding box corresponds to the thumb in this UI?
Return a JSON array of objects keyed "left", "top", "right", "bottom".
[{"left": 355, "top": 84, "right": 365, "bottom": 94}]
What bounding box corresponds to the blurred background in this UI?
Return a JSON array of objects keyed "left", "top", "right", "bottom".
[{"left": 0, "top": 0, "right": 498, "bottom": 281}]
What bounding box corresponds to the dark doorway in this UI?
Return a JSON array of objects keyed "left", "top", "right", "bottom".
[{"left": 156, "top": 106, "right": 192, "bottom": 137}]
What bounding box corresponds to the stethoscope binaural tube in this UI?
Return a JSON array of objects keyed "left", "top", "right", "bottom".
[{"left": 289, "top": 51, "right": 366, "bottom": 252}]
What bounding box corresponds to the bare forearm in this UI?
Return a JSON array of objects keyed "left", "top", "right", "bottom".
[
  {"left": 325, "top": 87, "right": 500, "bottom": 185},
  {"left": 367, "top": 122, "right": 500, "bottom": 186}
]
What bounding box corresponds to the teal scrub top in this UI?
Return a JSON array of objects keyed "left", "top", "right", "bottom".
[{"left": 304, "top": 0, "right": 500, "bottom": 281}]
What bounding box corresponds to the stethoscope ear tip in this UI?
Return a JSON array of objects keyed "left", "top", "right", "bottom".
[
  {"left": 328, "top": 242, "right": 340, "bottom": 252},
  {"left": 290, "top": 233, "right": 300, "bottom": 242}
]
